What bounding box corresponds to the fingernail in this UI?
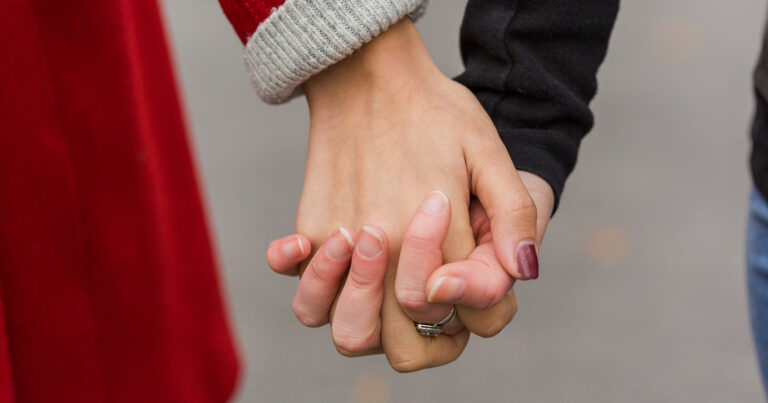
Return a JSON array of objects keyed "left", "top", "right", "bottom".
[
  {"left": 282, "top": 237, "right": 305, "bottom": 259},
  {"left": 358, "top": 226, "right": 383, "bottom": 259},
  {"left": 427, "top": 276, "right": 465, "bottom": 303},
  {"left": 421, "top": 190, "right": 449, "bottom": 214},
  {"left": 516, "top": 241, "right": 539, "bottom": 279},
  {"left": 326, "top": 227, "right": 354, "bottom": 261}
]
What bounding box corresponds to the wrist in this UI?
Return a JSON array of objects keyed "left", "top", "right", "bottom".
[{"left": 303, "top": 19, "right": 443, "bottom": 115}]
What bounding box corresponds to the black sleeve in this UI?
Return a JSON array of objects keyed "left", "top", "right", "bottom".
[{"left": 456, "top": 0, "right": 620, "bottom": 213}]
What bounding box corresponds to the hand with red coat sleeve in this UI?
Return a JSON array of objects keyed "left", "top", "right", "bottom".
[{"left": 218, "top": 0, "right": 556, "bottom": 371}]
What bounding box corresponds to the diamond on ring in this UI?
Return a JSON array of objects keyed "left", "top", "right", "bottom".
[{"left": 414, "top": 306, "right": 456, "bottom": 337}]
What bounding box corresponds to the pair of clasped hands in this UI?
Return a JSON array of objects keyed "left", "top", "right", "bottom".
[{"left": 265, "top": 20, "right": 555, "bottom": 372}]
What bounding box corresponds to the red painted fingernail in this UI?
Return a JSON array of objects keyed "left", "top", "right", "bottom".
[{"left": 516, "top": 241, "right": 539, "bottom": 280}]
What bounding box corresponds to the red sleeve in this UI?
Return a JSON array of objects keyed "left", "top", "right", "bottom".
[
  {"left": 218, "top": 0, "right": 286, "bottom": 43},
  {"left": 217, "top": 0, "right": 427, "bottom": 103}
]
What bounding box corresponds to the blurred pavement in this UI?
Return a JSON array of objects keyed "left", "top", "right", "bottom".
[{"left": 161, "top": 1, "right": 767, "bottom": 401}]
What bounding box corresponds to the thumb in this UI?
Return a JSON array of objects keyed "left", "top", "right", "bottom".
[
  {"left": 468, "top": 142, "right": 539, "bottom": 280},
  {"left": 518, "top": 171, "right": 555, "bottom": 245}
]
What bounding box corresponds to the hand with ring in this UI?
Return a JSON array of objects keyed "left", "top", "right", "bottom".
[
  {"left": 263, "top": 19, "right": 555, "bottom": 371},
  {"left": 266, "top": 172, "right": 554, "bottom": 371}
]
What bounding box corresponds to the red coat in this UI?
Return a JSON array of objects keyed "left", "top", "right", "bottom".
[{"left": 0, "top": 0, "right": 279, "bottom": 400}]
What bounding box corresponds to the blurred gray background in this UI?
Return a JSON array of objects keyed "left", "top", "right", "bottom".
[{"left": 161, "top": 1, "right": 767, "bottom": 401}]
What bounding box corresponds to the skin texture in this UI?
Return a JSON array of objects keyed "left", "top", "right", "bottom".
[{"left": 265, "top": 19, "right": 555, "bottom": 371}]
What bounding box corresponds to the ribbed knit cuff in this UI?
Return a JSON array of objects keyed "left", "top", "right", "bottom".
[{"left": 244, "top": 0, "right": 428, "bottom": 104}]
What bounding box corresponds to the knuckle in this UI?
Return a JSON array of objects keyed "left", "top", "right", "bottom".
[
  {"left": 292, "top": 302, "right": 325, "bottom": 328},
  {"left": 484, "top": 193, "right": 537, "bottom": 230},
  {"left": 473, "top": 303, "right": 514, "bottom": 338},
  {"left": 395, "top": 288, "right": 426, "bottom": 312},
  {"left": 387, "top": 351, "right": 425, "bottom": 373},
  {"left": 333, "top": 331, "right": 377, "bottom": 354},
  {"left": 508, "top": 295, "right": 519, "bottom": 319},
  {"left": 485, "top": 141, "right": 507, "bottom": 162},
  {"left": 308, "top": 260, "right": 339, "bottom": 284},
  {"left": 480, "top": 281, "right": 508, "bottom": 310},
  {"left": 335, "top": 345, "right": 359, "bottom": 358},
  {"left": 403, "top": 232, "right": 437, "bottom": 251},
  {"left": 507, "top": 195, "right": 537, "bottom": 219},
  {"left": 471, "top": 136, "right": 504, "bottom": 162},
  {"left": 347, "top": 268, "right": 379, "bottom": 288},
  {"left": 473, "top": 318, "right": 507, "bottom": 338},
  {"left": 472, "top": 260, "right": 508, "bottom": 309}
]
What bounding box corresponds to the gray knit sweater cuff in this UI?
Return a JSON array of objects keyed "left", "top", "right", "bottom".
[{"left": 244, "top": 0, "right": 428, "bottom": 104}]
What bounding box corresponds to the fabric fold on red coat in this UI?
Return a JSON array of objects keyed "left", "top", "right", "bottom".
[{"left": 0, "top": 0, "right": 239, "bottom": 401}]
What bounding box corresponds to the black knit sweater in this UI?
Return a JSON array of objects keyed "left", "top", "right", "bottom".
[{"left": 456, "top": 0, "right": 620, "bottom": 212}]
